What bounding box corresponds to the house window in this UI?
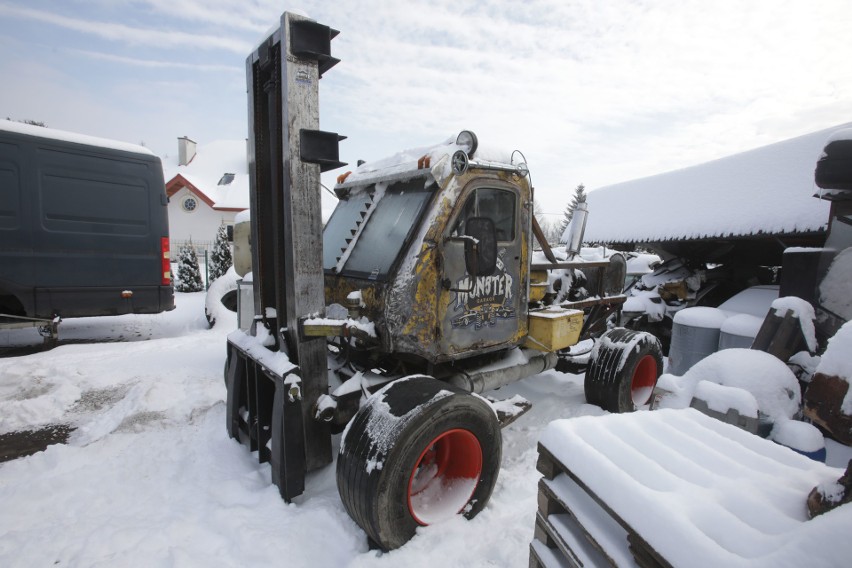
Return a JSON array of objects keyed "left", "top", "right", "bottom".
[
  {"left": 218, "top": 173, "right": 235, "bottom": 186},
  {"left": 182, "top": 196, "right": 197, "bottom": 212}
]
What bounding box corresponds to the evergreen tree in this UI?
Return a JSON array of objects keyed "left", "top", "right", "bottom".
[
  {"left": 175, "top": 243, "right": 204, "bottom": 292},
  {"left": 209, "top": 225, "right": 233, "bottom": 281},
  {"left": 558, "top": 183, "right": 587, "bottom": 239}
]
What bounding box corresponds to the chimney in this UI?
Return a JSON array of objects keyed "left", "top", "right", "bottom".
[{"left": 178, "top": 136, "right": 196, "bottom": 166}]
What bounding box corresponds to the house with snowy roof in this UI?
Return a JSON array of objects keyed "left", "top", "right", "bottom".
[
  {"left": 579, "top": 123, "right": 849, "bottom": 266},
  {"left": 162, "top": 136, "right": 249, "bottom": 252}
]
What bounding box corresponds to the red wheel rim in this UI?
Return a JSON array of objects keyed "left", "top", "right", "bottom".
[
  {"left": 407, "top": 428, "right": 482, "bottom": 526},
  {"left": 631, "top": 354, "right": 657, "bottom": 406}
]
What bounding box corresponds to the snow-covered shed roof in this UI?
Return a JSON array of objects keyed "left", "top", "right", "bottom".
[
  {"left": 162, "top": 139, "right": 249, "bottom": 211},
  {"left": 581, "top": 123, "right": 850, "bottom": 246}
]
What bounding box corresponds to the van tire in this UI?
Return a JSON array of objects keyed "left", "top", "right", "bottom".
[
  {"left": 585, "top": 328, "right": 662, "bottom": 413},
  {"left": 337, "top": 376, "right": 501, "bottom": 550}
]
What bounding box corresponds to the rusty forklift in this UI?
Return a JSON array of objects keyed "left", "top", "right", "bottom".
[{"left": 225, "top": 11, "right": 662, "bottom": 550}]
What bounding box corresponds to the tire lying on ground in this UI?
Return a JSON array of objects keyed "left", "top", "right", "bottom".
[
  {"left": 204, "top": 269, "right": 239, "bottom": 327},
  {"left": 337, "top": 376, "right": 502, "bottom": 551},
  {"left": 585, "top": 327, "right": 663, "bottom": 413}
]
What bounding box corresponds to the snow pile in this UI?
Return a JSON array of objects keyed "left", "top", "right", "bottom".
[
  {"left": 769, "top": 420, "right": 825, "bottom": 454},
  {"left": 815, "top": 321, "right": 852, "bottom": 414},
  {"left": 693, "top": 380, "right": 759, "bottom": 418},
  {"left": 625, "top": 252, "right": 661, "bottom": 275},
  {"left": 0, "top": 295, "right": 224, "bottom": 437},
  {"left": 581, "top": 123, "right": 846, "bottom": 244},
  {"left": 657, "top": 348, "right": 801, "bottom": 422},
  {"left": 0, "top": 378, "right": 82, "bottom": 434}
]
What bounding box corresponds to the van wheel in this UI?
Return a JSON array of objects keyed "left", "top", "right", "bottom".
[
  {"left": 337, "top": 376, "right": 502, "bottom": 551},
  {"left": 584, "top": 328, "right": 662, "bottom": 413}
]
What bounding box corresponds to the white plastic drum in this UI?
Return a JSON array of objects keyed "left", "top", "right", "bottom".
[{"left": 669, "top": 307, "right": 727, "bottom": 376}]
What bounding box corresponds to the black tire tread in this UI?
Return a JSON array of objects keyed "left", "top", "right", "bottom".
[
  {"left": 585, "top": 328, "right": 663, "bottom": 413},
  {"left": 337, "top": 377, "right": 501, "bottom": 550}
]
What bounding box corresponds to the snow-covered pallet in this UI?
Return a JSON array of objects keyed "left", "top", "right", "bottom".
[
  {"left": 531, "top": 441, "right": 669, "bottom": 568},
  {"left": 530, "top": 409, "right": 851, "bottom": 568}
]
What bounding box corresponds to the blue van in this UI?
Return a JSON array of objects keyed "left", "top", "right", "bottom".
[{"left": 0, "top": 121, "right": 174, "bottom": 321}]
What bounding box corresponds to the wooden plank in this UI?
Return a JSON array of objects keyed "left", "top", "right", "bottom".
[
  {"left": 627, "top": 534, "right": 668, "bottom": 568},
  {"left": 536, "top": 442, "right": 561, "bottom": 480},
  {"left": 533, "top": 514, "right": 581, "bottom": 568},
  {"left": 530, "top": 539, "right": 574, "bottom": 568},
  {"left": 751, "top": 309, "right": 809, "bottom": 361},
  {"left": 532, "top": 215, "right": 558, "bottom": 264},
  {"left": 539, "top": 478, "right": 628, "bottom": 568}
]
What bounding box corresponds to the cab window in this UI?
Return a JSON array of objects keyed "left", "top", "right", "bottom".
[
  {"left": 323, "top": 179, "right": 434, "bottom": 280},
  {"left": 452, "top": 187, "right": 516, "bottom": 241}
]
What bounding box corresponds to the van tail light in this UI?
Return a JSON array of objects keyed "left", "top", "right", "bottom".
[{"left": 161, "top": 237, "right": 172, "bottom": 285}]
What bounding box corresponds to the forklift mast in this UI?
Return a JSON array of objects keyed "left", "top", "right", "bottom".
[{"left": 228, "top": 12, "right": 344, "bottom": 499}]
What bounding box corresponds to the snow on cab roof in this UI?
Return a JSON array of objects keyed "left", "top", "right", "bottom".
[
  {"left": 338, "top": 133, "right": 517, "bottom": 188},
  {"left": 0, "top": 119, "right": 154, "bottom": 157},
  {"left": 580, "top": 123, "right": 851, "bottom": 245}
]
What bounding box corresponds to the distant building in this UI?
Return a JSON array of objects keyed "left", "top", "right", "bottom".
[{"left": 162, "top": 136, "right": 249, "bottom": 253}]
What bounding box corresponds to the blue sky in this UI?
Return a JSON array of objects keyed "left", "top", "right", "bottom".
[{"left": 1, "top": 0, "right": 850, "bottom": 222}]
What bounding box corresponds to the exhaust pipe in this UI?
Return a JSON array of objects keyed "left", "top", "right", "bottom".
[
  {"left": 447, "top": 350, "right": 557, "bottom": 394},
  {"left": 565, "top": 202, "right": 588, "bottom": 257}
]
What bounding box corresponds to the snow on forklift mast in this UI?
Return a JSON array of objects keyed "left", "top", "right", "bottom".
[{"left": 225, "top": 11, "right": 344, "bottom": 500}]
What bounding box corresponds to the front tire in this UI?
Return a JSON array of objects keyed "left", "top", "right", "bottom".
[
  {"left": 585, "top": 328, "right": 663, "bottom": 413},
  {"left": 337, "top": 376, "right": 502, "bottom": 550}
]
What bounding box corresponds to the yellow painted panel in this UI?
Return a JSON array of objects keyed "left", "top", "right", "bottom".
[{"left": 524, "top": 308, "right": 583, "bottom": 351}]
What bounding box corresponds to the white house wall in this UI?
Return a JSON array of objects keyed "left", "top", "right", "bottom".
[{"left": 167, "top": 187, "right": 237, "bottom": 248}]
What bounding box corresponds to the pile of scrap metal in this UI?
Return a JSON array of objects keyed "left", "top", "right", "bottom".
[{"left": 619, "top": 256, "right": 777, "bottom": 354}]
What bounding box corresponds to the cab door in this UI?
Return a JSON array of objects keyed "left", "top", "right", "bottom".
[{"left": 438, "top": 182, "right": 525, "bottom": 357}]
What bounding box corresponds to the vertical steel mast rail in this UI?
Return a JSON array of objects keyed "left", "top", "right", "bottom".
[{"left": 226, "top": 12, "right": 344, "bottom": 501}]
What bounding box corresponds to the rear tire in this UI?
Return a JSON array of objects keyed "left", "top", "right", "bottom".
[
  {"left": 585, "top": 328, "right": 662, "bottom": 413},
  {"left": 337, "top": 376, "right": 502, "bottom": 550}
]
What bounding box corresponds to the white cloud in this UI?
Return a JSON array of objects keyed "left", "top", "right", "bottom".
[
  {"left": 67, "top": 48, "right": 243, "bottom": 73},
  {"left": 0, "top": 4, "right": 250, "bottom": 52}
]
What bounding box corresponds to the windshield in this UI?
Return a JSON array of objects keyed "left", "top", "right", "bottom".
[{"left": 323, "top": 178, "right": 434, "bottom": 280}]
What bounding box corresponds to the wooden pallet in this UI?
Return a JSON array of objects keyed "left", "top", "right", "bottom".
[{"left": 530, "top": 442, "right": 673, "bottom": 568}]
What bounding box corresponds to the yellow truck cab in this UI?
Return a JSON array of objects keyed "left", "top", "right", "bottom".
[{"left": 322, "top": 132, "right": 533, "bottom": 364}]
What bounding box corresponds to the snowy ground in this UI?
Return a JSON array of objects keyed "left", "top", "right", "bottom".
[{"left": 0, "top": 294, "right": 850, "bottom": 567}]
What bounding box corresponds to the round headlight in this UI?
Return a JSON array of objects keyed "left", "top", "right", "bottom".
[
  {"left": 455, "top": 130, "right": 478, "bottom": 157},
  {"left": 452, "top": 150, "right": 469, "bottom": 175}
]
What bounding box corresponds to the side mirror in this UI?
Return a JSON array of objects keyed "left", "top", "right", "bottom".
[{"left": 464, "top": 217, "right": 497, "bottom": 276}]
